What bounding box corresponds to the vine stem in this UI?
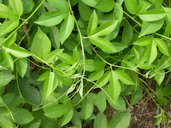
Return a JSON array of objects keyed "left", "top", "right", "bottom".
[
  {"left": 0, "top": 98, "right": 15, "bottom": 122},
  {"left": 68, "top": 0, "right": 86, "bottom": 98},
  {"left": 92, "top": 47, "right": 145, "bottom": 77},
  {"left": 68, "top": 0, "right": 86, "bottom": 78}
]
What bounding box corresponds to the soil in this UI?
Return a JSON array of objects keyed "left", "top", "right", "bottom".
[{"left": 130, "top": 93, "right": 171, "bottom": 128}]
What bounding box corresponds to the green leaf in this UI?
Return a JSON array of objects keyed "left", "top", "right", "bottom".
[
  {"left": 59, "top": 14, "right": 75, "bottom": 44},
  {"left": 3, "top": 45, "right": 31, "bottom": 58},
  {"left": 71, "top": 111, "right": 82, "bottom": 127},
  {"left": 47, "top": 0, "right": 69, "bottom": 12},
  {"left": 91, "top": 20, "right": 119, "bottom": 37},
  {"left": 61, "top": 108, "right": 74, "bottom": 126},
  {"left": 124, "top": 0, "right": 137, "bottom": 14},
  {"left": 112, "top": 42, "right": 128, "bottom": 53},
  {"left": 0, "top": 20, "right": 19, "bottom": 36},
  {"left": 124, "top": 0, "right": 151, "bottom": 14},
  {"left": 115, "top": 70, "right": 134, "bottom": 85},
  {"left": 8, "top": 0, "right": 23, "bottom": 17},
  {"left": 95, "top": 0, "right": 114, "bottom": 12},
  {"left": 49, "top": 27, "right": 61, "bottom": 49},
  {"left": 90, "top": 37, "right": 116, "bottom": 53},
  {"left": 78, "top": 1, "right": 92, "bottom": 21},
  {"left": 0, "top": 117, "right": 14, "bottom": 128},
  {"left": 30, "top": 28, "right": 51, "bottom": 61},
  {"left": 3, "top": 93, "right": 23, "bottom": 108},
  {"left": 154, "top": 38, "right": 169, "bottom": 56},
  {"left": 81, "top": 99, "right": 93, "bottom": 120},
  {"left": 37, "top": 71, "right": 49, "bottom": 81},
  {"left": 13, "top": 108, "right": 34, "bottom": 125},
  {"left": 95, "top": 91, "right": 106, "bottom": 113},
  {"left": 44, "top": 49, "right": 63, "bottom": 64},
  {"left": 139, "top": 10, "right": 166, "bottom": 22},
  {"left": 85, "top": 59, "right": 96, "bottom": 72},
  {"left": 96, "top": 71, "right": 111, "bottom": 87},
  {"left": 2, "top": 49, "right": 14, "bottom": 71},
  {"left": 34, "top": 11, "right": 67, "bottom": 27},
  {"left": 44, "top": 71, "right": 55, "bottom": 98},
  {"left": 0, "top": 72, "right": 14, "bottom": 87},
  {"left": 147, "top": 41, "right": 157, "bottom": 65},
  {"left": 81, "top": 0, "right": 100, "bottom": 7},
  {"left": 130, "top": 86, "right": 142, "bottom": 105},
  {"left": 19, "top": 78, "right": 42, "bottom": 105},
  {"left": 164, "top": 7, "right": 171, "bottom": 23},
  {"left": 16, "top": 58, "right": 28, "bottom": 78},
  {"left": 4, "top": 32, "right": 17, "bottom": 47},
  {"left": 122, "top": 21, "right": 133, "bottom": 43},
  {"left": 139, "top": 19, "right": 164, "bottom": 37},
  {"left": 56, "top": 52, "right": 74, "bottom": 65},
  {"left": 154, "top": 70, "right": 165, "bottom": 85},
  {"left": 21, "top": 0, "right": 34, "bottom": 14},
  {"left": 44, "top": 103, "right": 69, "bottom": 118},
  {"left": 26, "top": 121, "right": 41, "bottom": 128},
  {"left": 134, "top": 36, "right": 152, "bottom": 46},
  {"left": 109, "top": 111, "right": 131, "bottom": 128},
  {"left": 0, "top": 3, "right": 17, "bottom": 19},
  {"left": 87, "top": 10, "right": 98, "bottom": 35},
  {"left": 156, "top": 95, "right": 168, "bottom": 106},
  {"left": 156, "top": 87, "right": 171, "bottom": 97},
  {"left": 94, "top": 113, "right": 108, "bottom": 128},
  {"left": 108, "top": 70, "right": 121, "bottom": 101},
  {"left": 113, "top": 3, "right": 123, "bottom": 21},
  {"left": 88, "top": 68, "right": 104, "bottom": 81}
]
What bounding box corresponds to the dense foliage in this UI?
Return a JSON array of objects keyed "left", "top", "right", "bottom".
[{"left": 0, "top": 0, "right": 171, "bottom": 127}]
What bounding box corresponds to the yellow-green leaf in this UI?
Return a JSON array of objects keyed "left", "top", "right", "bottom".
[
  {"left": 87, "top": 10, "right": 98, "bottom": 35},
  {"left": 9, "top": 0, "right": 23, "bottom": 16},
  {"left": 35, "top": 11, "right": 67, "bottom": 27},
  {"left": 0, "top": 20, "right": 19, "bottom": 36},
  {"left": 30, "top": 28, "right": 51, "bottom": 61},
  {"left": 154, "top": 38, "right": 169, "bottom": 56},
  {"left": 0, "top": 72, "right": 14, "bottom": 87},
  {"left": 91, "top": 20, "right": 119, "bottom": 37},
  {"left": 139, "top": 10, "right": 166, "bottom": 22},
  {"left": 108, "top": 70, "right": 121, "bottom": 101},
  {"left": 3, "top": 45, "right": 31, "bottom": 58},
  {"left": 90, "top": 37, "right": 116, "bottom": 53},
  {"left": 59, "top": 14, "right": 75, "bottom": 44},
  {"left": 139, "top": 19, "right": 164, "bottom": 38},
  {"left": 2, "top": 50, "right": 14, "bottom": 71},
  {"left": 115, "top": 70, "right": 134, "bottom": 85}
]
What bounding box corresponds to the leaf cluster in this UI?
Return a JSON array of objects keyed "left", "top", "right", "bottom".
[{"left": 0, "top": 0, "right": 171, "bottom": 127}]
